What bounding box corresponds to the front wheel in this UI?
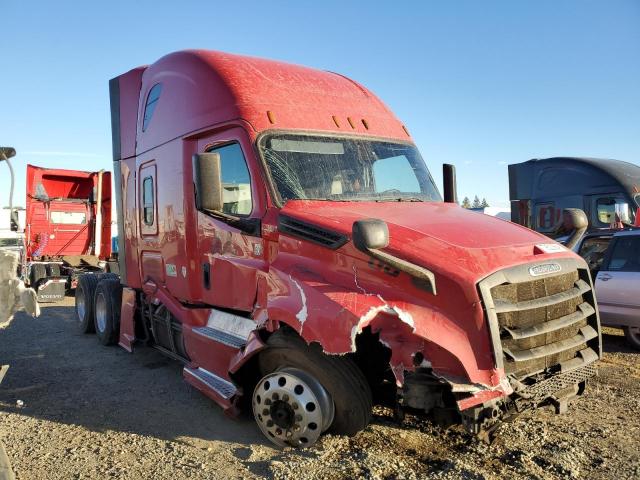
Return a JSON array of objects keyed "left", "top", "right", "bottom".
[
  {"left": 624, "top": 326, "right": 640, "bottom": 350},
  {"left": 254, "top": 330, "right": 372, "bottom": 447},
  {"left": 253, "top": 367, "right": 334, "bottom": 447}
]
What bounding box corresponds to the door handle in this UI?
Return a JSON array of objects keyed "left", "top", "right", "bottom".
[{"left": 599, "top": 274, "right": 612, "bottom": 281}]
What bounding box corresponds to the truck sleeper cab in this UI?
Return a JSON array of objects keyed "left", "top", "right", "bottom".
[
  {"left": 76, "top": 50, "right": 601, "bottom": 447},
  {"left": 509, "top": 157, "right": 640, "bottom": 236}
]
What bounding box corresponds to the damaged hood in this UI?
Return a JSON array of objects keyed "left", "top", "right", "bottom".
[{"left": 280, "top": 200, "right": 571, "bottom": 284}]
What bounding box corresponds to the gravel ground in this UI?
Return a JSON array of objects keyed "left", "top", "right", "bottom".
[{"left": 0, "top": 297, "right": 638, "bottom": 479}]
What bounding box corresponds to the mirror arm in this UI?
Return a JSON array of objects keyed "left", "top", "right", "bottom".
[{"left": 366, "top": 248, "right": 437, "bottom": 295}]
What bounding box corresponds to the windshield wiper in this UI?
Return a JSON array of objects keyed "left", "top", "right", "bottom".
[{"left": 376, "top": 197, "right": 425, "bottom": 202}]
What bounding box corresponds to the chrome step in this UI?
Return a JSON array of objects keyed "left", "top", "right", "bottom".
[
  {"left": 184, "top": 367, "right": 237, "bottom": 399},
  {"left": 192, "top": 326, "right": 246, "bottom": 349}
]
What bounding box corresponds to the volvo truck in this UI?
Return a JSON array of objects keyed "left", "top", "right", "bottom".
[
  {"left": 76, "top": 50, "right": 601, "bottom": 447},
  {"left": 24, "top": 164, "right": 114, "bottom": 302}
]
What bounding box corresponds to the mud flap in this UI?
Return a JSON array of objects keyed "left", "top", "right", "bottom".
[{"left": 35, "top": 278, "right": 66, "bottom": 303}]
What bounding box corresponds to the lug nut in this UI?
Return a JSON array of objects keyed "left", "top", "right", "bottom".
[
  {"left": 295, "top": 414, "right": 303, "bottom": 422},
  {"left": 292, "top": 403, "right": 299, "bottom": 410},
  {"left": 262, "top": 409, "right": 269, "bottom": 416},
  {"left": 282, "top": 394, "right": 289, "bottom": 402},
  {"left": 264, "top": 399, "right": 272, "bottom": 406},
  {"left": 267, "top": 420, "right": 274, "bottom": 427}
]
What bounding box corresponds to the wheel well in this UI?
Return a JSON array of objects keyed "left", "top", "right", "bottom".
[{"left": 233, "top": 323, "right": 393, "bottom": 408}]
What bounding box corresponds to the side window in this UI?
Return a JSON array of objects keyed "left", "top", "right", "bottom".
[
  {"left": 596, "top": 197, "right": 631, "bottom": 226},
  {"left": 208, "top": 143, "right": 252, "bottom": 216},
  {"left": 596, "top": 198, "right": 616, "bottom": 225},
  {"left": 607, "top": 237, "right": 640, "bottom": 272},
  {"left": 142, "top": 83, "right": 162, "bottom": 132},
  {"left": 142, "top": 176, "right": 154, "bottom": 225}
]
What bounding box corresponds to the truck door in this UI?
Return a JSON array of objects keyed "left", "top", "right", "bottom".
[
  {"left": 138, "top": 163, "right": 164, "bottom": 284},
  {"left": 595, "top": 235, "right": 640, "bottom": 326},
  {"left": 196, "top": 129, "right": 266, "bottom": 312}
]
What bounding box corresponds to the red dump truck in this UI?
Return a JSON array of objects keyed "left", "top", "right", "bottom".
[
  {"left": 25, "top": 164, "right": 114, "bottom": 302},
  {"left": 76, "top": 50, "right": 601, "bottom": 447}
]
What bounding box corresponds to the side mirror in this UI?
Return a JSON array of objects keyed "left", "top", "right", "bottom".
[
  {"left": 0, "top": 147, "right": 16, "bottom": 160},
  {"left": 443, "top": 164, "right": 457, "bottom": 204},
  {"left": 193, "top": 153, "right": 223, "bottom": 212},
  {"left": 561, "top": 208, "right": 588, "bottom": 250},
  {"left": 352, "top": 218, "right": 437, "bottom": 294},
  {"left": 352, "top": 218, "right": 389, "bottom": 252}
]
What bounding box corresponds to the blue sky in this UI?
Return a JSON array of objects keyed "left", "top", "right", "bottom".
[{"left": 1, "top": 0, "right": 639, "bottom": 210}]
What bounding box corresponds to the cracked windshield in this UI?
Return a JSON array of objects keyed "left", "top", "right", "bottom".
[{"left": 260, "top": 133, "right": 442, "bottom": 203}]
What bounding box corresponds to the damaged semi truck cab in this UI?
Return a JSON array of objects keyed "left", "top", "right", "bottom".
[{"left": 80, "top": 50, "right": 601, "bottom": 447}]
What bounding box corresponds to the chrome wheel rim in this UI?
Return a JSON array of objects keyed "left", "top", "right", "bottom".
[
  {"left": 253, "top": 367, "right": 334, "bottom": 448},
  {"left": 95, "top": 292, "right": 107, "bottom": 333},
  {"left": 76, "top": 288, "right": 86, "bottom": 322}
]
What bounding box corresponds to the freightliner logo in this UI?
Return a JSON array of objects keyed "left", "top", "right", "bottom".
[{"left": 528, "top": 263, "right": 562, "bottom": 277}]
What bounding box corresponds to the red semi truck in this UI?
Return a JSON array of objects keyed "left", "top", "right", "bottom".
[
  {"left": 25, "top": 164, "right": 114, "bottom": 302},
  {"left": 76, "top": 50, "right": 601, "bottom": 447}
]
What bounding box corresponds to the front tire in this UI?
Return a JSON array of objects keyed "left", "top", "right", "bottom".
[
  {"left": 255, "top": 330, "right": 372, "bottom": 447},
  {"left": 94, "top": 279, "right": 122, "bottom": 346},
  {"left": 624, "top": 326, "right": 640, "bottom": 350},
  {"left": 30, "top": 263, "right": 47, "bottom": 287}
]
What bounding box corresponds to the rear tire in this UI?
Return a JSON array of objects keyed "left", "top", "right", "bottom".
[
  {"left": 46, "top": 263, "right": 61, "bottom": 277},
  {"left": 30, "top": 263, "right": 47, "bottom": 286},
  {"left": 257, "top": 330, "right": 372, "bottom": 445},
  {"left": 94, "top": 279, "right": 122, "bottom": 346},
  {"left": 75, "top": 274, "right": 101, "bottom": 333},
  {"left": 624, "top": 326, "right": 640, "bottom": 350}
]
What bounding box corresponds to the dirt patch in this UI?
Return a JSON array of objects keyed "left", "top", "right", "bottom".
[{"left": 1, "top": 300, "right": 638, "bottom": 479}]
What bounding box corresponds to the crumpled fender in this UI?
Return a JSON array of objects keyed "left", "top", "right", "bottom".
[{"left": 259, "top": 265, "right": 509, "bottom": 396}]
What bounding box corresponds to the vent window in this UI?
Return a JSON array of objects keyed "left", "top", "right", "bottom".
[{"left": 142, "top": 83, "right": 162, "bottom": 132}]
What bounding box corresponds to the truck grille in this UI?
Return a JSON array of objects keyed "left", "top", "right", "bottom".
[{"left": 479, "top": 259, "right": 601, "bottom": 380}]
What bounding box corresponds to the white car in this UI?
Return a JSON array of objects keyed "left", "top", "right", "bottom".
[{"left": 595, "top": 230, "right": 640, "bottom": 349}]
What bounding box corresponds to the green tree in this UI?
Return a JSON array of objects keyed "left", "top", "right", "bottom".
[
  {"left": 480, "top": 198, "right": 490, "bottom": 208},
  {"left": 472, "top": 195, "right": 481, "bottom": 208},
  {"left": 461, "top": 196, "right": 471, "bottom": 208}
]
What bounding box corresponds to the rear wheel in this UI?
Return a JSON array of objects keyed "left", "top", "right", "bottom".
[
  {"left": 624, "top": 326, "right": 640, "bottom": 350},
  {"left": 94, "top": 279, "right": 122, "bottom": 346},
  {"left": 30, "top": 263, "right": 47, "bottom": 286},
  {"left": 255, "top": 330, "right": 372, "bottom": 447},
  {"left": 46, "top": 263, "right": 61, "bottom": 277},
  {"left": 75, "top": 274, "right": 101, "bottom": 333}
]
